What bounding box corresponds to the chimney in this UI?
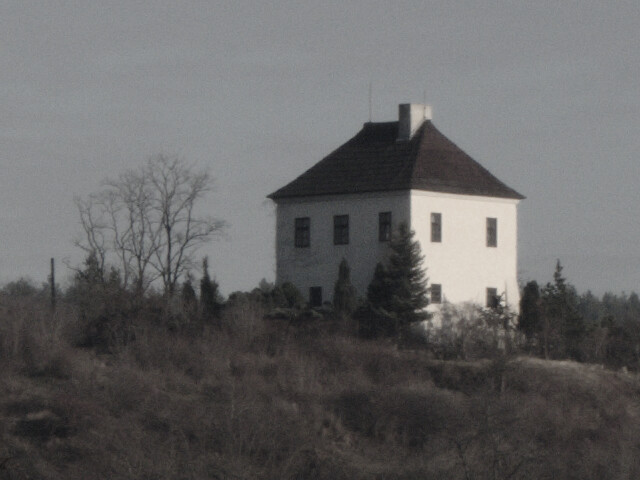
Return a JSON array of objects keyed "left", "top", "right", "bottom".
[{"left": 397, "top": 103, "right": 432, "bottom": 141}]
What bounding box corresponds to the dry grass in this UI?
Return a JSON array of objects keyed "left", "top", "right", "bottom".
[{"left": 1, "top": 297, "right": 640, "bottom": 479}]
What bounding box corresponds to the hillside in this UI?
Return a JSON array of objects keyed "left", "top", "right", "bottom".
[{"left": 1, "top": 297, "right": 640, "bottom": 479}]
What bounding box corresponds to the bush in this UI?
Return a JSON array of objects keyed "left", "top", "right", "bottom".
[
  {"left": 3, "top": 279, "right": 640, "bottom": 479},
  {"left": 2, "top": 277, "right": 42, "bottom": 298},
  {"left": 427, "top": 302, "right": 517, "bottom": 360},
  {"left": 221, "top": 295, "right": 267, "bottom": 349},
  {"left": 0, "top": 296, "right": 76, "bottom": 379},
  {"left": 277, "top": 282, "right": 306, "bottom": 309},
  {"left": 333, "top": 386, "right": 467, "bottom": 449},
  {"left": 333, "top": 259, "right": 358, "bottom": 316}
]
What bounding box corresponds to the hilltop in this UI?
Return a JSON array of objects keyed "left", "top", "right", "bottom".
[{"left": 1, "top": 296, "right": 640, "bottom": 479}]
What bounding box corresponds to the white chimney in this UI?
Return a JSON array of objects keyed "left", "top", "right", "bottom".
[{"left": 398, "top": 103, "right": 432, "bottom": 141}]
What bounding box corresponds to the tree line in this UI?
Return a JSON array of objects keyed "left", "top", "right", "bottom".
[
  {"left": 3, "top": 152, "right": 640, "bottom": 370},
  {"left": 519, "top": 261, "right": 640, "bottom": 368}
]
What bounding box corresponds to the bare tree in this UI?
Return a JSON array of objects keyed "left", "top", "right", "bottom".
[
  {"left": 146, "top": 154, "right": 226, "bottom": 294},
  {"left": 74, "top": 154, "right": 226, "bottom": 296},
  {"left": 103, "top": 167, "right": 161, "bottom": 295},
  {"left": 74, "top": 195, "right": 108, "bottom": 283}
]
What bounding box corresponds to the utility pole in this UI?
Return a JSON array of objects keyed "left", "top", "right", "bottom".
[
  {"left": 50, "top": 258, "right": 56, "bottom": 310},
  {"left": 368, "top": 81, "right": 372, "bottom": 122}
]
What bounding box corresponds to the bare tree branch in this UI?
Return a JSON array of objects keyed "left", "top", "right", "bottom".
[
  {"left": 73, "top": 153, "right": 226, "bottom": 296},
  {"left": 146, "top": 154, "right": 226, "bottom": 294}
]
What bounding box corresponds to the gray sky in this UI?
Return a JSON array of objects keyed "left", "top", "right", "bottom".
[{"left": 2, "top": 1, "right": 639, "bottom": 296}]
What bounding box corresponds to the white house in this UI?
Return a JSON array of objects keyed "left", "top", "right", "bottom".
[{"left": 268, "top": 104, "right": 524, "bottom": 311}]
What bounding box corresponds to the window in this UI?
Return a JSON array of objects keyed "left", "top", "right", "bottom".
[
  {"left": 334, "top": 215, "right": 349, "bottom": 245},
  {"left": 379, "top": 212, "right": 392, "bottom": 242},
  {"left": 486, "top": 217, "right": 497, "bottom": 247},
  {"left": 309, "top": 286, "right": 322, "bottom": 307},
  {"left": 430, "top": 284, "right": 442, "bottom": 304},
  {"left": 295, "top": 217, "right": 310, "bottom": 248},
  {"left": 431, "top": 213, "right": 442, "bottom": 242},
  {"left": 486, "top": 288, "right": 499, "bottom": 308}
]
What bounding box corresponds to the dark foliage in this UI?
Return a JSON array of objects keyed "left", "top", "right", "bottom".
[
  {"left": 3, "top": 271, "right": 640, "bottom": 478},
  {"left": 199, "top": 257, "right": 222, "bottom": 322},
  {"left": 541, "top": 260, "right": 585, "bottom": 360},
  {"left": 278, "top": 281, "right": 306, "bottom": 309},
  {"left": 518, "top": 280, "right": 542, "bottom": 349},
  {"left": 511, "top": 261, "right": 640, "bottom": 369},
  {"left": 357, "top": 223, "right": 429, "bottom": 338},
  {"left": 180, "top": 275, "right": 198, "bottom": 322},
  {"left": 333, "top": 258, "right": 358, "bottom": 316},
  {"left": 1, "top": 277, "right": 42, "bottom": 298},
  {"left": 65, "top": 252, "right": 136, "bottom": 351},
  {"left": 384, "top": 223, "right": 430, "bottom": 322}
]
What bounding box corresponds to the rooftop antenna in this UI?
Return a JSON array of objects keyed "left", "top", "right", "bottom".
[
  {"left": 423, "top": 88, "right": 426, "bottom": 107},
  {"left": 368, "top": 82, "right": 372, "bottom": 122}
]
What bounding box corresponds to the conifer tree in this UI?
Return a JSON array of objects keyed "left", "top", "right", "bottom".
[
  {"left": 384, "top": 222, "right": 430, "bottom": 324},
  {"left": 359, "top": 223, "right": 430, "bottom": 337},
  {"left": 541, "top": 260, "right": 585, "bottom": 359},
  {"left": 367, "top": 263, "right": 394, "bottom": 311},
  {"left": 518, "top": 280, "right": 542, "bottom": 350},
  {"left": 76, "top": 251, "right": 106, "bottom": 287},
  {"left": 200, "top": 257, "right": 221, "bottom": 321},
  {"left": 181, "top": 274, "right": 197, "bottom": 312},
  {"left": 333, "top": 258, "right": 358, "bottom": 316}
]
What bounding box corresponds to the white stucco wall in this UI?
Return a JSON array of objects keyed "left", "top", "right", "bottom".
[
  {"left": 273, "top": 190, "right": 520, "bottom": 311},
  {"left": 410, "top": 190, "right": 520, "bottom": 310},
  {"left": 274, "top": 192, "right": 410, "bottom": 303}
]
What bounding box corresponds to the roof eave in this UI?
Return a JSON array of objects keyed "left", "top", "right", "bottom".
[{"left": 268, "top": 186, "right": 525, "bottom": 202}]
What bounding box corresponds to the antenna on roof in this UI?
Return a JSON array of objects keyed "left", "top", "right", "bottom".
[
  {"left": 368, "top": 81, "right": 372, "bottom": 122},
  {"left": 423, "top": 88, "right": 426, "bottom": 106}
]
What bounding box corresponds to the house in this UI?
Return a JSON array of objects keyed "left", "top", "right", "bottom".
[{"left": 267, "top": 104, "right": 524, "bottom": 312}]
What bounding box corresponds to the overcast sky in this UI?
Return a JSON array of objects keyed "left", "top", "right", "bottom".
[{"left": 2, "top": 1, "right": 639, "bottom": 296}]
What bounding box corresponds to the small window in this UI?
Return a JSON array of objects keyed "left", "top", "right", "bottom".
[
  {"left": 379, "top": 212, "right": 392, "bottom": 242},
  {"left": 334, "top": 215, "right": 349, "bottom": 245},
  {"left": 309, "top": 286, "right": 322, "bottom": 307},
  {"left": 295, "top": 217, "right": 310, "bottom": 248},
  {"left": 486, "top": 288, "right": 499, "bottom": 308},
  {"left": 486, "top": 217, "right": 497, "bottom": 247},
  {"left": 430, "top": 284, "right": 442, "bottom": 304},
  {"left": 431, "top": 213, "right": 442, "bottom": 243}
]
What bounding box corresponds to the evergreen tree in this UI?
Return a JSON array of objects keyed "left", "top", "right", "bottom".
[
  {"left": 200, "top": 257, "right": 221, "bottom": 321},
  {"left": 518, "top": 280, "right": 542, "bottom": 350},
  {"left": 367, "top": 263, "right": 394, "bottom": 309},
  {"left": 577, "top": 290, "right": 604, "bottom": 327},
  {"left": 181, "top": 273, "right": 197, "bottom": 316},
  {"left": 541, "top": 260, "right": 585, "bottom": 360},
  {"left": 384, "top": 222, "right": 430, "bottom": 323},
  {"left": 359, "top": 223, "right": 430, "bottom": 337},
  {"left": 333, "top": 258, "right": 358, "bottom": 316},
  {"left": 76, "top": 251, "right": 106, "bottom": 287}
]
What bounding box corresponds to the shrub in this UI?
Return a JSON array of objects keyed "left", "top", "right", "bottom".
[
  {"left": 333, "top": 259, "right": 358, "bottom": 317},
  {"left": 65, "top": 259, "right": 137, "bottom": 351},
  {"left": 200, "top": 256, "right": 223, "bottom": 322},
  {"left": 333, "top": 391, "right": 376, "bottom": 437},
  {"left": 1, "top": 277, "right": 42, "bottom": 297},
  {"left": 221, "top": 295, "right": 267, "bottom": 349},
  {"left": 277, "top": 282, "right": 305, "bottom": 309},
  {"left": 427, "top": 302, "right": 517, "bottom": 360},
  {"left": 0, "top": 297, "right": 76, "bottom": 379}
]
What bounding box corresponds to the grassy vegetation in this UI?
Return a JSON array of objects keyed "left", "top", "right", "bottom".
[{"left": 1, "top": 294, "right": 640, "bottom": 479}]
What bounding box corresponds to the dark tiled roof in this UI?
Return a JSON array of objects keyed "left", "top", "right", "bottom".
[{"left": 268, "top": 120, "right": 524, "bottom": 200}]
